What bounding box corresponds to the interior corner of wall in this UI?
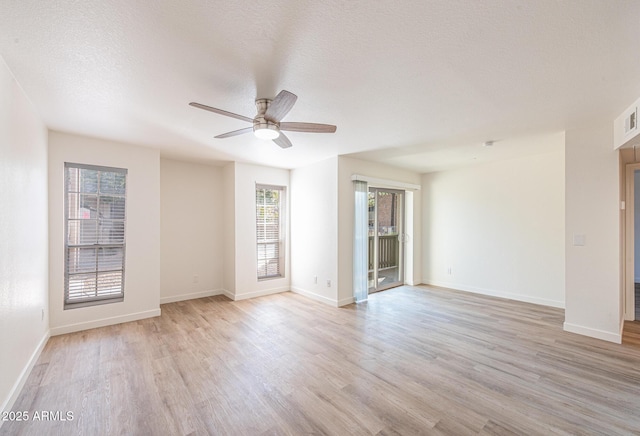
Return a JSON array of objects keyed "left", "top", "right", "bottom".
[
  {"left": 1, "top": 329, "right": 50, "bottom": 417},
  {"left": 222, "top": 288, "right": 235, "bottom": 301}
]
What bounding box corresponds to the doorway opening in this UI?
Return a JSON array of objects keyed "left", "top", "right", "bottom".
[
  {"left": 636, "top": 283, "right": 640, "bottom": 320},
  {"left": 624, "top": 164, "right": 640, "bottom": 321},
  {"left": 368, "top": 188, "right": 405, "bottom": 293},
  {"left": 634, "top": 170, "right": 640, "bottom": 320}
]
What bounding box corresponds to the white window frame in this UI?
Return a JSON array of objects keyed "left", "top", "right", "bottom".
[
  {"left": 256, "top": 184, "right": 286, "bottom": 280},
  {"left": 64, "top": 162, "right": 127, "bottom": 309}
]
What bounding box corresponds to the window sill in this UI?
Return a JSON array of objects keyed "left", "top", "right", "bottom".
[{"left": 64, "top": 296, "right": 124, "bottom": 310}]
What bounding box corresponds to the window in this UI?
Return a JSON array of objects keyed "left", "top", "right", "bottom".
[
  {"left": 64, "top": 163, "right": 127, "bottom": 308},
  {"left": 256, "top": 184, "right": 285, "bottom": 280}
]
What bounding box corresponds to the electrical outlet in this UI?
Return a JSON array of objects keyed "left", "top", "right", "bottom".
[
  {"left": 193, "top": 275, "right": 199, "bottom": 284},
  {"left": 314, "top": 276, "right": 318, "bottom": 284},
  {"left": 41, "top": 308, "right": 44, "bottom": 321},
  {"left": 326, "top": 279, "right": 331, "bottom": 287},
  {"left": 447, "top": 266, "right": 452, "bottom": 275}
]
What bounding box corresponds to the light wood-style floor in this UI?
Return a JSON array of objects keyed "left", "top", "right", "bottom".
[{"left": 4, "top": 285, "right": 640, "bottom": 435}]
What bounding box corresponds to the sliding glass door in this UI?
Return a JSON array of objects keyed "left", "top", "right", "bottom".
[{"left": 368, "top": 188, "right": 404, "bottom": 293}]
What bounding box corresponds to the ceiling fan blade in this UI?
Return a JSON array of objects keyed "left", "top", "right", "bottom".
[
  {"left": 264, "top": 90, "right": 297, "bottom": 122},
  {"left": 214, "top": 127, "right": 254, "bottom": 139},
  {"left": 273, "top": 132, "right": 293, "bottom": 149},
  {"left": 189, "top": 102, "right": 253, "bottom": 123},
  {"left": 280, "top": 122, "right": 337, "bottom": 133}
]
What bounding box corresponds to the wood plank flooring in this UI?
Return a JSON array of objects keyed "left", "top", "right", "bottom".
[{"left": 3, "top": 285, "right": 640, "bottom": 435}]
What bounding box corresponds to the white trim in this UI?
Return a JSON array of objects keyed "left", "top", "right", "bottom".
[
  {"left": 563, "top": 322, "right": 622, "bottom": 344},
  {"left": 614, "top": 96, "right": 640, "bottom": 149},
  {"left": 624, "top": 162, "right": 640, "bottom": 321},
  {"left": 1, "top": 330, "right": 50, "bottom": 419},
  {"left": 50, "top": 309, "right": 161, "bottom": 336},
  {"left": 290, "top": 287, "right": 339, "bottom": 306},
  {"left": 425, "top": 280, "right": 565, "bottom": 308},
  {"left": 338, "top": 296, "right": 356, "bottom": 307},
  {"left": 232, "top": 286, "right": 288, "bottom": 301},
  {"left": 351, "top": 174, "right": 421, "bottom": 191},
  {"left": 160, "top": 289, "right": 225, "bottom": 304},
  {"left": 221, "top": 289, "right": 235, "bottom": 300}
]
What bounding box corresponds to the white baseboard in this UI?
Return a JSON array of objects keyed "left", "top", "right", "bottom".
[
  {"left": 406, "top": 273, "right": 422, "bottom": 286},
  {"left": 232, "top": 286, "right": 288, "bottom": 301},
  {"left": 160, "top": 289, "right": 225, "bottom": 304},
  {"left": 625, "top": 308, "right": 635, "bottom": 321},
  {"left": 50, "top": 308, "right": 161, "bottom": 336},
  {"left": 1, "top": 330, "right": 50, "bottom": 419},
  {"left": 290, "top": 287, "right": 339, "bottom": 306},
  {"left": 425, "top": 280, "right": 565, "bottom": 309},
  {"left": 563, "top": 321, "right": 622, "bottom": 344},
  {"left": 337, "top": 296, "right": 356, "bottom": 307},
  {"left": 288, "top": 287, "right": 356, "bottom": 307}
]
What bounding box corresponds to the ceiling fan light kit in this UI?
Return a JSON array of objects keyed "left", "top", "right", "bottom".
[
  {"left": 253, "top": 124, "right": 280, "bottom": 140},
  {"left": 189, "top": 90, "right": 336, "bottom": 149},
  {"left": 253, "top": 119, "right": 280, "bottom": 140}
]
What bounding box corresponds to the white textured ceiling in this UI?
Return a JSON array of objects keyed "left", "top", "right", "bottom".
[{"left": 1, "top": 0, "right": 640, "bottom": 172}]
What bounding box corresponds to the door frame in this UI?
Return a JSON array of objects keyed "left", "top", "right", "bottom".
[
  {"left": 368, "top": 187, "right": 406, "bottom": 293},
  {"left": 624, "top": 162, "right": 640, "bottom": 321}
]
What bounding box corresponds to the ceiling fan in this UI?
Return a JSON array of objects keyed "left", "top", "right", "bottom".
[{"left": 189, "top": 90, "right": 336, "bottom": 149}]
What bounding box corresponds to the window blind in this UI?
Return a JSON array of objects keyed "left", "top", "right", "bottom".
[
  {"left": 256, "top": 184, "right": 285, "bottom": 280},
  {"left": 64, "top": 163, "right": 127, "bottom": 308}
]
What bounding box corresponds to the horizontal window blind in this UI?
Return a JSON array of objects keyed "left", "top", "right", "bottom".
[
  {"left": 256, "top": 184, "right": 285, "bottom": 280},
  {"left": 64, "top": 163, "right": 127, "bottom": 308}
]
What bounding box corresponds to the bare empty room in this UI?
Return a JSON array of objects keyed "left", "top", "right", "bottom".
[{"left": 2, "top": 1, "right": 640, "bottom": 434}]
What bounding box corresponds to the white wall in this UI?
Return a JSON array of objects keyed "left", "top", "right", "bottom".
[
  {"left": 0, "top": 58, "right": 49, "bottom": 416},
  {"left": 160, "top": 159, "right": 224, "bottom": 303},
  {"left": 222, "top": 163, "right": 236, "bottom": 295},
  {"left": 564, "top": 122, "right": 622, "bottom": 342},
  {"left": 337, "top": 156, "right": 422, "bottom": 305},
  {"left": 422, "top": 145, "right": 565, "bottom": 308},
  {"left": 48, "top": 131, "right": 161, "bottom": 335},
  {"left": 232, "top": 162, "right": 290, "bottom": 299},
  {"left": 291, "top": 157, "right": 339, "bottom": 305}
]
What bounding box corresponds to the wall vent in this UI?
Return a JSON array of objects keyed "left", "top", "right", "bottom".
[
  {"left": 625, "top": 108, "right": 637, "bottom": 135},
  {"left": 614, "top": 99, "right": 640, "bottom": 149}
]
